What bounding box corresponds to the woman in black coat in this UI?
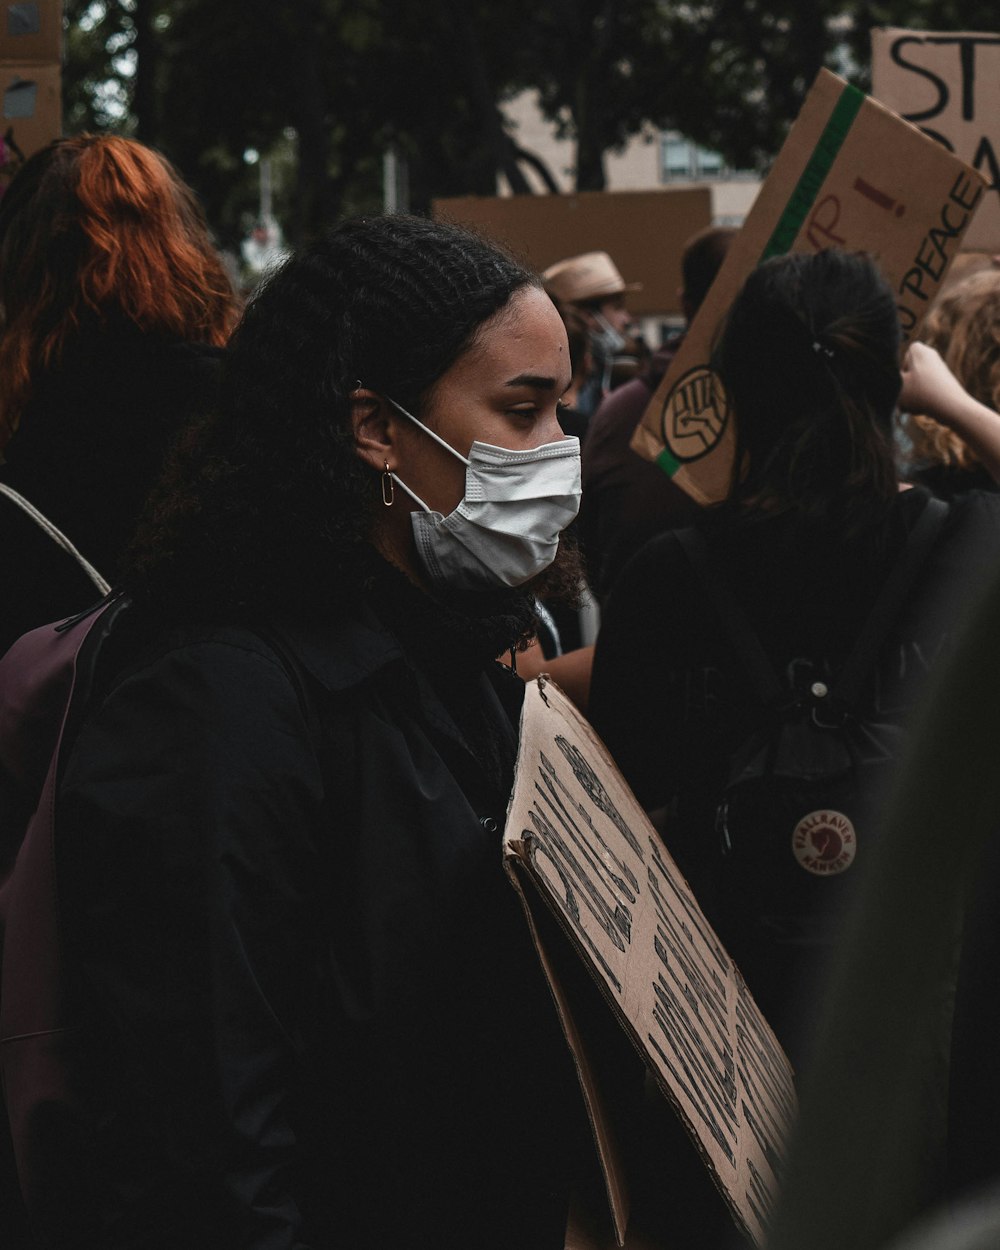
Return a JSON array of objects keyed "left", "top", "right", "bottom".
[
  {"left": 27, "top": 215, "right": 590, "bottom": 1249},
  {"left": 0, "top": 135, "right": 238, "bottom": 655}
]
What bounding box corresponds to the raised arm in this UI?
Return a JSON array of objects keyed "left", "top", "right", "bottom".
[{"left": 900, "top": 341, "right": 1000, "bottom": 485}]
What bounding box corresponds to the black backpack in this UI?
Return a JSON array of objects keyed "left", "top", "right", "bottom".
[{"left": 674, "top": 499, "right": 950, "bottom": 1029}]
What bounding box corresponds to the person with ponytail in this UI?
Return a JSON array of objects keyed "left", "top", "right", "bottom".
[
  {"left": 0, "top": 134, "right": 238, "bottom": 653},
  {"left": 25, "top": 214, "right": 593, "bottom": 1248},
  {"left": 589, "top": 248, "right": 1000, "bottom": 1057}
]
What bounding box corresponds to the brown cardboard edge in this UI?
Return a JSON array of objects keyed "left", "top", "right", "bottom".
[
  {"left": 504, "top": 834, "right": 762, "bottom": 1247},
  {"left": 529, "top": 682, "right": 795, "bottom": 1097},
  {"left": 504, "top": 852, "right": 631, "bottom": 1247},
  {"left": 628, "top": 69, "right": 850, "bottom": 474},
  {"left": 509, "top": 679, "right": 762, "bottom": 1246}
]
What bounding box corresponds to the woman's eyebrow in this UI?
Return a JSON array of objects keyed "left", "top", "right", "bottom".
[{"left": 504, "top": 372, "right": 568, "bottom": 389}]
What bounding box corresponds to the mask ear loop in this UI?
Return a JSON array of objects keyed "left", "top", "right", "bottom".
[
  {"left": 385, "top": 396, "right": 471, "bottom": 467},
  {"left": 384, "top": 395, "right": 473, "bottom": 514},
  {"left": 391, "top": 473, "right": 434, "bottom": 513}
]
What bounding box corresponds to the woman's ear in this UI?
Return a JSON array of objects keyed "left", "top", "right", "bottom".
[{"left": 350, "top": 386, "right": 395, "bottom": 472}]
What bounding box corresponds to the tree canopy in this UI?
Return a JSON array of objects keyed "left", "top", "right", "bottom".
[{"left": 62, "top": 0, "right": 998, "bottom": 248}]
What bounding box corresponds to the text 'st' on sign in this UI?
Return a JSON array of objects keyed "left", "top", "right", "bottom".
[{"left": 872, "top": 28, "right": 1000, "bottom": 252}]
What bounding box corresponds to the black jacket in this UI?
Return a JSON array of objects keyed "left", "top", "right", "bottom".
[
  {"left": 0, "top": 332, "right": 223, "bottom": 656},
  {"left": 53, "top": 582, "right": 589, "bottom": 1249}
]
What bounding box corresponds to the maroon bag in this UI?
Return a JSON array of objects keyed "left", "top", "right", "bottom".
[{"left": 0, "top": 597, "right": 126, "bottom": 1245}]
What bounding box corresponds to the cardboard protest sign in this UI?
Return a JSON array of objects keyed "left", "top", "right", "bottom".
[
  {"left": 0, "top": 1, "right": 62, "bottom": 64},
  {"left": 631, "top": 69, "right": 987, "bottom": 505},
  {"left": 873, "top": 28, "right": 1000, "bottom": 253},
  {"left": 432, "top": 187, "right": 712, "bottom": 319},
  {"left": 504, "top": 677, "right": 796, "bottom": 1248}
]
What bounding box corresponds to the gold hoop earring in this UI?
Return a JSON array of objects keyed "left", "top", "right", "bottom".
[{"left": 381, "top": 461, "right": 394, "bottom": 507}]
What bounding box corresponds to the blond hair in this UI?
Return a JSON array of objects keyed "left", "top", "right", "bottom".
[{"left": 908, "top": 268, "right": 1000, "bottom": 470}]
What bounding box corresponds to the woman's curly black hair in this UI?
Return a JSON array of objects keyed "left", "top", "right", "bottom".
[
  {"left": 715, "top": 248, "right": 902, "bottom": 537},
  {"left": 125, "top": 214, "right": 540, "bottom": 614}
]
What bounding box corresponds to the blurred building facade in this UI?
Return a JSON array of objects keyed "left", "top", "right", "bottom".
[{"left": 500, "top": 89, "right": 760, "bottom": 227}]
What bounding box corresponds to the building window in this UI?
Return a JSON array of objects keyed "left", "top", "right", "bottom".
[
  {"left": 695, "top": 147, "right": 725, "bottom": 179},
  {"left": 662, "top": 137, "right": 692, "bottom": 180},
  {"left": 660, "top": 134, "right": 730, "bottom": 182}
]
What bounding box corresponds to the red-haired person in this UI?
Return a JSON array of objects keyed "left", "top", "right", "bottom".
[{"left": 0, "top": 135, "right": 238, "bottom": 654}]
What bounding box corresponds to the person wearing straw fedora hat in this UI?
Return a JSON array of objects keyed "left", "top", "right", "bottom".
[{"left": 543, "top": 250, "right": 641, "bottom": 418}]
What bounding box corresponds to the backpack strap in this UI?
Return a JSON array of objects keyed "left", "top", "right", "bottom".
[
  {"left": 0, "top": 484, "right": 110, "bottom": 596},
  {"left": 673, "top": 526, "right": 786, "bottom": 707},
  {"left": 675, "top": 495, "right": 951, "bottom": 711},
  {"left": 1, "top": 597, "right": 131, "bottom": 1104},
  {"left": 834, "top": 496, "right": 949, "bottom": 705}
]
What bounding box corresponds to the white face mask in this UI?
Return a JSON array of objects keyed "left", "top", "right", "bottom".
[{"left": 386, "top": 397, "right": 581, "bottom": 592}]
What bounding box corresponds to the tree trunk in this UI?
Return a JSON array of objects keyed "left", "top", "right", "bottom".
[
  {"left": 570, "top": 0, "right": 615, "bottom": 191},
  {"left": 288, "top": 14, "right": 334, "bottom": 244},
  {"left": 573, "top": 70, "right": 607, "bottom": 191},
  {"left": 449, "top": 1, "right": 537, "bottom": 193},
  {"left": 574, "top": 135, "right": 607, "bottom": 191}
]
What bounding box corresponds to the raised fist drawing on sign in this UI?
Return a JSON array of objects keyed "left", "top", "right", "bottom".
[{"left": 662, "top": 366, "right": 729, "bottom": 462}]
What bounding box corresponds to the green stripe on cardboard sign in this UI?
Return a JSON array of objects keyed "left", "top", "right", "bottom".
[
  {"left": 655, "top": 82, "right": 865, "bottom": 481},
  {"left": 656, "top": 446, "right": 681, "bottom": 476},
  {"left": 760, "top": 83, "right": 865, "bottom": 260}
]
